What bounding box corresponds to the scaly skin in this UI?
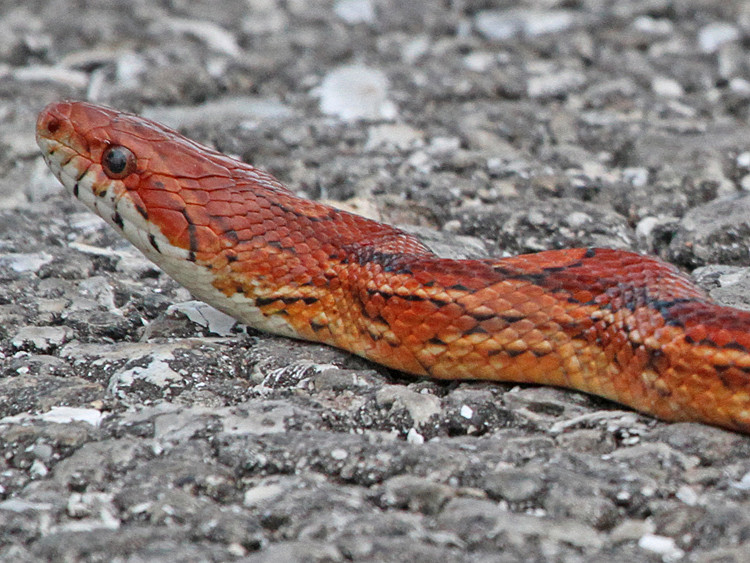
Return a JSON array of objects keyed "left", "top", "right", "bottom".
[{"left": 37, "top": 100, "right": 750, "bottom": 433}]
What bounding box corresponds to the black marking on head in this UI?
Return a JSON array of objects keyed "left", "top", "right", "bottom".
[
  {"left": 584, "top": 248, "right": 597, "bottom": 258},
  {"left": 148, "top": 234, "right": 159, "bottom": 252},
  {"left": 76, "top": 165, "right": 91, "bottom": 181},
  {"left": 154, "top": 180, "right": 166, "bottom": 190},
  {"left": 428, "top": 337, "right": 445, "bottom": 346},
  {"left": 181, "top": 209, "right": 198, "bottom": 254},
  {"left": 501, "top": 314, "right": 526, "bottom": 323},
  {"left": 465, "top": 325, "right": 488, "bottom": 335},
  {"left": 310, "top": 320, "right": 327, "bottom": 332},
  {"left": 506, "top": 349, "right": 526, "bottom": 358},
  {"left": 188, "top": 251, "right": 196, "bottom": 262},
  {"left": 72, "top": 182, "right": 79, "bottom": 197},
  {"left": 111, "top": 212, "right": 124, "bottom": 229},
  {"left": 226, "top": 253, "right": 238, "bottom": 263},
  {"left": 135, "top": 204, "right": 148, "bottom": 220}
]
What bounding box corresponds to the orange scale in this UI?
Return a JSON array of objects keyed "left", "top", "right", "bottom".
[
  {"left": 191, "top": 225, "right": 222, "bottom": 255},
  {"left": 535, "top": 353, "right": 563, "bottom": 376},
  {"left": 149, "top": 208, "right": 188, "bottom": 244},
  {"left": 292, "top": 243, "right": 310, "bottom": 256},
  {"left": 684, "top": 324, "right": 709, "bottom": 343},
  {"left": 508, "top": 318, "right": 536, "bottom": 335},
  {"left": 185, "top": 205, "right": 213, "bottom": 227},
  {"left": 712, "top": 329, "right": 736, "bottom": 348},
  {"left": 504, "top": 351, "right": 537, "bottom": 379},
  {"left": 494, "top": 327, "right": 520, "bottom": 346},
  {"left": 204, "top": 200, "right": 234, "bottom": 218},
  {"left": 185, "top": 189, "right": 210, "bottom": 206},
  {"left": 505, "top": 338, "right": 529, "bottom": 355},
  {"left": 149, "top": 176, "right": 180, "bottom": 193},
  {"left": 435, "top": 301, "right": 465, "bottom": 320},
  {"left": 250, "top": 223, "right": 267, "bottom": 237},
  {"left": 195, "top": 175, "right": 234, "bottom": 191},
  {"left": 452, "top": 314, "right": 479, "bottom": 333},
  {"left": 461, "top": 351, "right": 486, "bottom": 369},
  {"left": 141, "top": 189, "right": 185, "bottom": 211},
  {"left": 572, "top": 290, "right": 595, "bottom": 304}
]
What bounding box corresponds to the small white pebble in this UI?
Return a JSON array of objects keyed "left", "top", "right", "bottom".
[
  {"left": 622, "top": 167, "right": 649, "bottom": 187},
  {"left": 730, "top": 78, "right": 750, "bottom": 95},
  {"left": 227, "top": 543, "right": 247, "bottom": 557},
  {"left": 334, "top": 0, "right": 375, "bottom": 24},
  {"left": 635, "top": 216, "right": 659, "bottom": 239},
  {"left": 406, "top": 428, "right": 424, "bottom": 444},
  {"left": 463, "top": 51, "right": 495, "bottom": 72},
  {"left": 698, "top": 22, "right": 739, "bottom": 53},
  {"left": 631, "top": 16, "right": 673, "bottom": 35},
  {"left": 638, "top": 534, "right": 684, "bottom": 559},
  {"left": 675, "top": 485, "right": 699, "bottom": 506},
  {"left": 460, "top": 405, "right": 473, "bottom": 419},
  {"left": 331, "top": 448, "right": 348, "bottom": 460},
  {"left": 243, "top": 484, "right": 284, "bottom": 507},
  {"left": 731, "top": 471, "right": 750, "bottom": 490},
  {"left": 317, "top": 64, "right": 396, "bottom": 122},
  {"left": 652, "top": 76, "right": 683, "bottom": 98},
  {"left": 29, "top": 460, "right": 48, "bottom": 478}
]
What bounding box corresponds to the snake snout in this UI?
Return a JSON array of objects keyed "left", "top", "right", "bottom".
[{"left": 36, "top": 101, "right": 74, "bottom": 140}]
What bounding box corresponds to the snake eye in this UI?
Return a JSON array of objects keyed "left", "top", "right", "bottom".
[{"left": 101, "top": 145, "right": 136, "bottom": 179}]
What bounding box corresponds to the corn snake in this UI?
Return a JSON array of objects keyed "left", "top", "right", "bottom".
[{"left": 36, "top": 100, "right": 750, "bottom": 433}]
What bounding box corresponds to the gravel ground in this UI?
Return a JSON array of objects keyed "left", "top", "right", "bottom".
[{"left": 3, "top": 0, "right": 750, "bottom": 561}]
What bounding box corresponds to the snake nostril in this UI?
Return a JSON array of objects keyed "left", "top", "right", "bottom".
[{"left": 45, "top": 116, "right": 61, "bottom": 135}]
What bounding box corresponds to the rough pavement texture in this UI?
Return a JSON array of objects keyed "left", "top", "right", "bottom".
[{"left": 3, "top": 0, "right": 750, "bottom": 561}]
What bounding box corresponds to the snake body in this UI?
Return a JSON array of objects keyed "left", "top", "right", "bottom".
[{"left": 37, "top": 101, "right": 750, "bottom": 433}]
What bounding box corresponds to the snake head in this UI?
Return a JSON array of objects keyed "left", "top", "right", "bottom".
[{"left": 37, "top": 100, "right": 240, "bottom": 260}]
